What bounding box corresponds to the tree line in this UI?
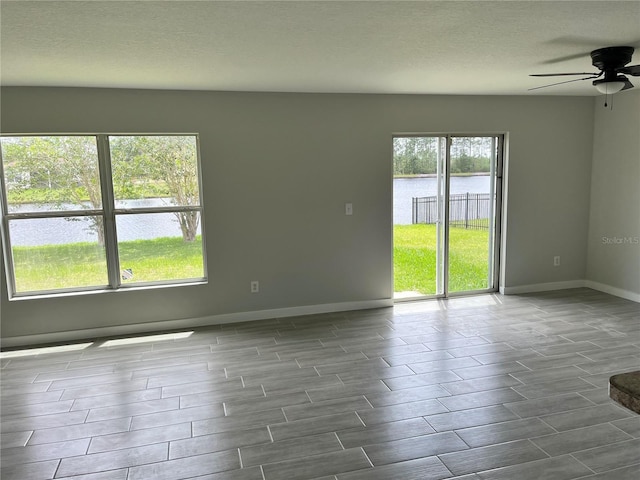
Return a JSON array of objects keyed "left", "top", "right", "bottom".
[{"left": 393, "top": 137, "right": 492, "bottom": 176}]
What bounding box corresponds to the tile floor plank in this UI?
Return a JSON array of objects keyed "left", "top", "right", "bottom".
[
  {"left": 530, "top": 423, "right": 633, "bottom": 456},
  {"left": 239, "top": 432, "right": 343, "bottom": 467},
  {"left": 438, "top": 439, "right": 549, "bottom": 476},
  {"left": 0, "top": 437, "right": 89, "bottom": 467},
  {"left": 260, "top": 448, "right": 371, "bottom": 480},
  {"left": 538, "top": 403, "right": 634, "bottom": 431},
  {"left": 126, "top": 449, "right": 239, "bottom": 480},
  {"left": 169, "top": 427, "right": 271, "bottom": 459},
  {"left": 571, "top": 438, "right": 640, "bottom": 473},
  {"left": 475, "top": 455, "right": 593, "bottom": 480},
  {"left": 336, "top": 417, "right": 434, "bottom": 448},
  {"left": 425, "top": 405, "right": 520, "bottom": 432},
  {"left": 363, "top": 430, "right": 468, "bottom": 465},
  {"left": 27, "top": 417, "right": 132, "bottom": 445},
  {"left": 336, "top": 456, "right": 451, "bottom": 480},
  {"left": 88, "top": 422, "right": 191, "bottom": 454},
  {"left": 455, "top": 417, "right": 556, "bottom": 448},
  {"left": 268, "top": 412, "right": 363, "bottom": 442},
  {"left": 0, "top": 459, "right": 60, "bottom": 480},
  {"left": 56, "top": 442, "right": 168, "bottom": 477},
  {"left": 576, "top": 464, "right": 640, "bottom": 480}
]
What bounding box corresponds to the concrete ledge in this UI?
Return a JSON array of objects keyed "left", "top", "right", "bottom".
[{"left": 609, "top": 371, "right": 640, "bottom": 414}]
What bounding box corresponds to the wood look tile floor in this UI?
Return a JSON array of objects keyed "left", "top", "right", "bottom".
[{"left": 2, "top": 288, "right": 640, "bottom": 480}]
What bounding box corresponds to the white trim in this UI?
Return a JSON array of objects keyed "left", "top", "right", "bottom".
[
  {"left": 500, "top": 280, "right": 586, "bottom": 295},
  {"left": 585, "top": 280, "right": 640, "bottom": 303},
  {"left": 0, "top": 299, "right": 393, "bottom": 349}
]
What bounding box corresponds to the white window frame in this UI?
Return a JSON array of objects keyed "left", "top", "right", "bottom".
[{"left": 0, "top": 133, "right": 207, "bottom": 299}]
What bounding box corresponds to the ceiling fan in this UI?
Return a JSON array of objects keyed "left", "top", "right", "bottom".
[{"left": 530, "top": 46, "right": 640, "bottom": 95}]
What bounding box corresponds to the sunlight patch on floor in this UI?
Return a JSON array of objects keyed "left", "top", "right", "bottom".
[
  {"left": 0, "top": 342, "right": 94, "bottom": 358},
  {"left": 99, "top": 331, "right": 194, "bottom": 348},
  {"left": 393, "top": 290, "right": 427, "bottom": 300}
]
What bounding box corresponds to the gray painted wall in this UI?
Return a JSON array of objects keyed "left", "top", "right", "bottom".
[
  {"left": 1, "top": 88, "right": 595, "bottom": 341},
  {"left": 587, "top": 90, "right": 640, "bottom": 297}
]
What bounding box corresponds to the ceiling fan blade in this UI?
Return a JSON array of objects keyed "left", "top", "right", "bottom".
[
  {"left": 619, "top": 64, "right": 640, "bottom": 76},
  {"left": 540, "top": 37, "right": 640, "bottom": 64},
  {"left": 621, "top": 79, "right": 635, "bottom": 91},
  {"left": 530, "top": 72, "right": 599, "bottom": 77},
  {"left": 528, "top": 75, "right": 600, "bottom": 91},
  {"left": 541, "top": 52, "right": 591, "bottom": 65}
]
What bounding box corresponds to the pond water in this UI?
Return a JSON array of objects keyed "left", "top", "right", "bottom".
[
  {"left": 394, "top": 175, "right": 490, "bottom": 224},
  {"left": 8, "top": 199, "right": 201, "bottom": 247},
  {"left": 8, "top": 176, "right": 490, "bottom": 246}
]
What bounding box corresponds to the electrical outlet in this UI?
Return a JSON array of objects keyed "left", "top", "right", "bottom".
[
  {"left": 250, "top": 281, "right": 259, "bottom": 293},
  {"left": 553, "top": 256, "right": 561, "bottom": 267}
]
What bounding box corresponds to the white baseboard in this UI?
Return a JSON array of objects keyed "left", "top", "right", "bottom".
[
  {"left": 500, "top": 280, "right": 586, "bottom": 295},
  {"left": 585, "top": 280, "right": 640, "bottom": 303},
  {"left": 499, "top": 279, "right": 639, "bottom": 304},
  {"left": 1, "top": 299, "right": 393, "bottom": 349}
]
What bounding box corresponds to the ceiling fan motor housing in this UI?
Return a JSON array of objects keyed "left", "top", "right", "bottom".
[{"left": 591, "top": 46, "right": 634, "bottom": 77}]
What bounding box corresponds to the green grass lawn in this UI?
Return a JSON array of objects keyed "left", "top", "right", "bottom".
[
  {"left": 12, "top": 236, "right": 204, "bottom": 292},
  {"left": 13, "top": 227, "right": 487, "bottom": 296},
  {"left": 394, "top": 224, "right": 490, "bottom": 295}
]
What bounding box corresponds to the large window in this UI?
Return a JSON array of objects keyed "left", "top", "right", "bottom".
[{"left": 0, "top": 134, "right": 206, "bottom": 297}]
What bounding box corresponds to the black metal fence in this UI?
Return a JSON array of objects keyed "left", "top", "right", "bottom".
[{"left": 412, "top": 193, "right": 493, "bottom": 230}]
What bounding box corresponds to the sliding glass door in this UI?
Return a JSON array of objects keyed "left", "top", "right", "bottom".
[{"left": 393, "top": 134, "right": 502, "bottom": 299}]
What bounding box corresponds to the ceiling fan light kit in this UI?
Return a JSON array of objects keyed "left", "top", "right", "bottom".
[
  {"left": 530, "top": 46, "right": 640, "bottom": 100},
  {"left": 593, "top": 78, "right": 626, "bottom": 95}
]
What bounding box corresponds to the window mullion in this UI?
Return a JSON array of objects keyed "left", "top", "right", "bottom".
[
  {"left": 114, "top": 206, "right": 201, "bottom": 215},
  {"left": 0, "top": 148, "right": 18, "bottom": 297},
  {"left": 97, "top": 135, "right": 121, "bottom": 289},
  {"left": 5, "top": 210, "right": 104, "bottom": 220}
]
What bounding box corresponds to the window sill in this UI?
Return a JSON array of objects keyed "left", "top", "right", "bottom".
[{"left": 9, "top": 279, "right": 208, "bottom": 301}]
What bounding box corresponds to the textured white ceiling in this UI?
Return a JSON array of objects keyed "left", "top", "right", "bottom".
[{"left": 1, "top": 1, "right": 640, "bottom": 96}]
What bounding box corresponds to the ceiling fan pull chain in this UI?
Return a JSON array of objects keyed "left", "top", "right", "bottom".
[{"left": 604, "top": 92, "right": 615, "bottom": 109}]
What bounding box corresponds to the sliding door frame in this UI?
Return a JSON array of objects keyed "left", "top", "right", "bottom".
[{"left": 393, "top": 132, "right": 504, "bottom": 301}]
